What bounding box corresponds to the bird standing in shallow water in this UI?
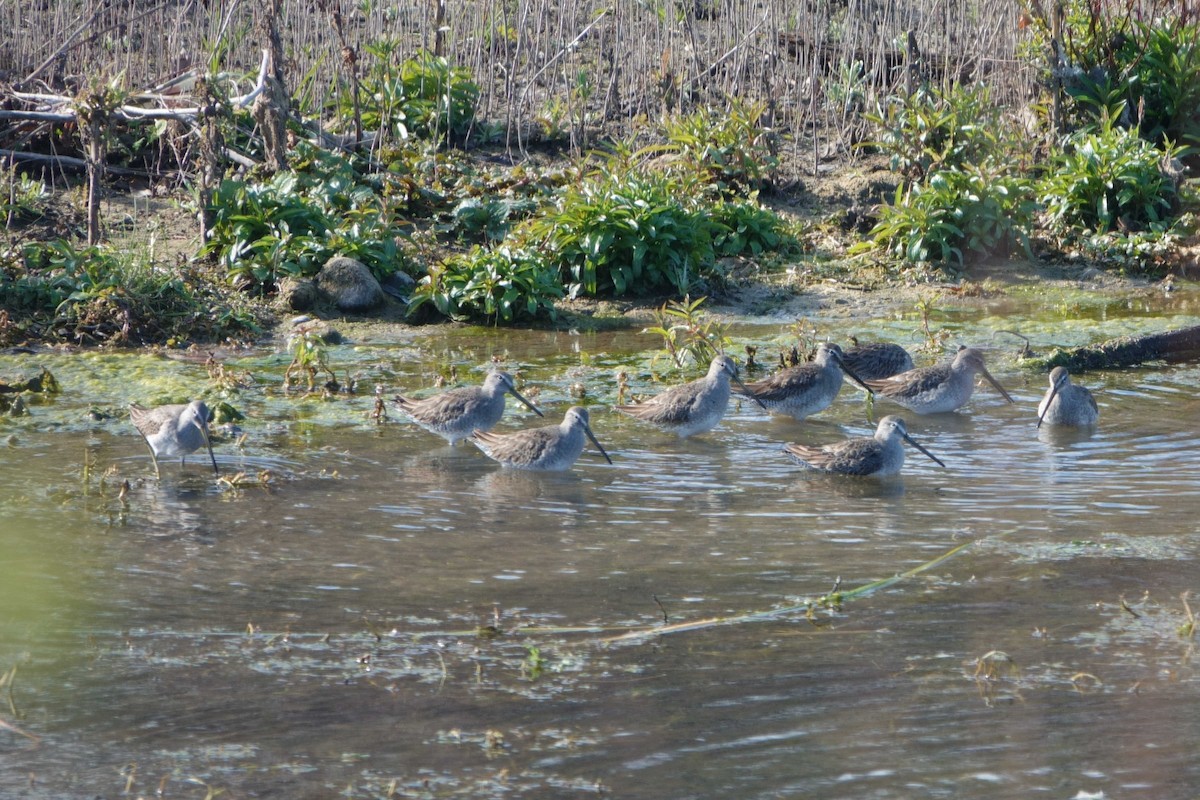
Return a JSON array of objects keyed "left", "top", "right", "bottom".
[
  {"left": 1037, "top": 366, "right": 1098, "bottom": 428},
  {"left": 841, "top": 341, "right": 914, "bottom": 381},
  {"left": 735, "top": 342, "right": 873, "bottom": 420},
  {"left": 865, "top": 346, "right": 1013, "bottom": 414},
  {"left": 783, "top": 415, "right": 945, "bottom": 477},
  {"left": 394, "top": 371, "right": 542, "bottom": 445},
  {"left": 615, "top": 354, "right": 763, "bottom": 437},
  {"left": 129, "top": 400, "right": 219, "bottom": 477},
  {"left": 471, "top": 406, "right": 612, "bottom": 471}
]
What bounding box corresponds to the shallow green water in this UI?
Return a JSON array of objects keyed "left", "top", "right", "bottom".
[{"left": 3, "top": 286, "right": 1200, "bottom": 798}]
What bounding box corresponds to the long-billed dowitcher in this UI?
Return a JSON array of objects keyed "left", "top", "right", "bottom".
[
  {"left": 841, "top": 341, "right": 914, "bottom": 381},
  {"left": 615, "top": 354, "right": 764, "bottom": 437},
  {"left": 783, "top": 415, "right": 945, "bottom": 477},
  {"left": 735, "top": 342, "right": 873, "bottom": 420},
  {"left": 1037, "top": 366, "right": 1098, "bottom": 428},
  {"left": 129, "top": 400, "right": 219, "bottom": 477},
  {"left": 471, "top": 406, "right": 613, "bottom": 470},
  {"left": 394, "top": 371, "right": 542, "bottom": 445},
  {"left": 865, "top": 346, "right": 1013, "bottom": 414}
]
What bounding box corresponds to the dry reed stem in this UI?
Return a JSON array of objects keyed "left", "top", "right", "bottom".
[{"left": 3, "top": 0, "right": 1034, "bottom": 173}]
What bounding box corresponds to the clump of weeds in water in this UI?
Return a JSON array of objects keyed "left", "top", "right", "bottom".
[
  {"left": 971, "top": 650, "right": 1024, "bottom": 706},
  {"left": 284, "top": 326, "right": 339, "bottom": 395},
  {"left": 645, "top": 295, "right": 732, "bottom": 371},
  {"left": 216, "top": 469, "right": 276, "bottom": 492},
  {"left": 1179, "top": 592, "right": 1196, "bottom": 639},
  {"left": 206, "top": 353, "right": 255, "bottom": 393},
  {"left": 784, "top": 320, "right": 823, "bottom": 365},
  {"left": 0, "top": 664, "right": 40, "bottom": 743},
  {"left": 521, "top": 645, "right": 547, "bottom": 681},
  {"left": 913, "top": 295, "right": 951, "bottom": 354}
]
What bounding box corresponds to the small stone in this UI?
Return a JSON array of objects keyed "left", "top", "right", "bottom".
[
  {"left": 277, "top": 278, "right": 318, "bottom": 311},
  {"left": 381, "top": 270, "right": 416, "bottom": 302}
]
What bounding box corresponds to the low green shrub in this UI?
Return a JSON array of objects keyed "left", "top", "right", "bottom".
[
  {"left": 1039, "top": 118, "right": 1182, "bottom": 234},
  {"left": 863, "top": 83, "right": 1004, "bottom": 180},
  {"left": 710, "top": 200, "right": 793, "bottom": 258},
  {"left": 659, "top": 99, "right": 779, "bottom": 192},
  {"left": 863, "top": 167, "right": 1034, "bottom": 266},
  {"left": 1036, "top": 2, "right": 1200, "bottom": 150},
  {"left": 2, "top": 240, "right": 261, "bottom": 344},
  {"left": 409, "top": 245, "right": 562, "bottom": 323},
  {"left": 448, "top": 196, "right": 540, "bottom": 244},
  {"left": 529, "top": 171, "right": 721, "bottom": 297},
  {"left": 1, "top": 165, "right": 49, "bottom": 225},
  {"left": 1131, "top": 19, "right": 1200, "bottom": 149},
  {"left": 339, "top": 43, "right": 481, "bottom": 144},
  {"left": 202, "top": 146, "right": 409, "bottom": 290}
]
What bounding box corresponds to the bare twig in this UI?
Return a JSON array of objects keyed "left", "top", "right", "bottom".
[{"left": 20, "top": 1, "right": 106, "bottom": 86}]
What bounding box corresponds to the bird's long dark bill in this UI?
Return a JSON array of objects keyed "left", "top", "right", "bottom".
[
  {"left": 1035, "top": 381, "right": 1062, "bottom": 429},
  {"left": 836, "top": 356, "right": 875, "bottom": 395},
  {"left": 981, "top": 368, "right": 1014, "bottom": 403},
  {"left": 511, "top": 388, "right": 545, "bottom": 417},
  {"left": 583, "top": 423, "right": 614, "bottom": 464},
  {"left": 200, "top": 421, "right": 219, "bottom": 474},
  {"left": 902, "top": 432, "right": 946, "bottom": 467},
  {"left": 730, "top": 374, "right": 768, "bottom": 410}
]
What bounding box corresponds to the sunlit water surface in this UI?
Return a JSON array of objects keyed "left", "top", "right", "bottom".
[{"left": 3, "top": 295, "right": 1200, "bottom": 798}]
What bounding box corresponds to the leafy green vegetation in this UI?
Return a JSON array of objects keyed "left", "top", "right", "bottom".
[
  {"left": 862, "top": 83, "right": 1003, "bottom": 180},
  {"left": 5, "top": 1, "right": 1198, "bottom": 346},
  {"left": 858, "top": 1, "right": 1194, "bottom": 276},
  {"left": 337, "top": 44, "right": 481, "bottom": 144},
  {"left": 1, "top": 165, "right": 49, "bottom": 226},
  {"left": 658, "top": 99, "right": 779, "bottom": 192},
  {"left": 0, "top": 240, "right": 261, "bottom": 345},
  {"left": 1039, "top": 117, "right": 1183, "bottom": 234},
  {"left": 201, "top": 145, "right": 410, "bottom": 291},
  {"left": 644, "top": 295, "right": 733, "bottom": 370},
  {"left": 518, "top": 166, "right": 795, "bottom": 301},
  {"left": 529, "top": 170, "right": 720, "bottom": 297},
  {"left": 710, "top": 199, "right": 793, "bottom": 258},
  {"left": 1031, "top": 3, "right": 1200, "bottom": 150},
  {"left": 409, "top": 245, "right": 562, "bottom": 324},
  {"left": 864, "top": 167, "right": 1034, "bottom": 266}
]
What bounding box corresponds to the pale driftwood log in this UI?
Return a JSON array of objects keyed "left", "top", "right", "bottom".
[
  {"left": 5, "top": 50, "right": 268, "bottom": 124},
  {"left": 0, "top": 147, "right": 256, "bottom": 177}
]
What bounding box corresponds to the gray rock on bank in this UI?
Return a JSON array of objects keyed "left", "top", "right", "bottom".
[{"left": 316, "top": 256, "right": 384, "bottom": 312}]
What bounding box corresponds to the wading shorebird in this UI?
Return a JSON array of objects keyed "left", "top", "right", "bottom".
[
  {"left": 471, "top": 406, "right": 613, "bottom": 471},
  {"left": 615, "top": 354, "right": 765, "bottom": 437},
  {"left": 783, "top": 415, "right": 945, "bottom": 477},
  {"left": 394, "top": 371, "right": 542, "bottom": 445},
  {"left": 841, "top": 340, "right": 914, "bottom": 381},
  {"left": 1037, "top": 366, "right": 1098, "bottom": 428},
  {"left": 129, "top": 400, "right": 219, "bottom": 477},
  {"left": 865, "top": 346, "right": 1013, "bottom": 414},
  {"left": 735, "top": 342, "right": 873, "bottom": 420}
]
